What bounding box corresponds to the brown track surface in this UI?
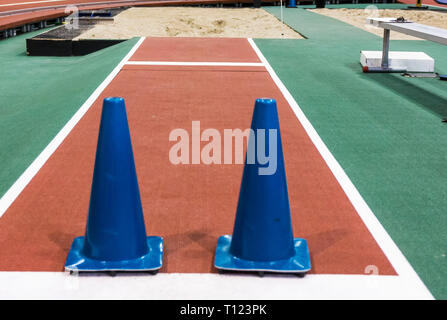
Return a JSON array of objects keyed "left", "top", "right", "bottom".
[
  {"left": 0, "top": 9, "right": 65, "bottom": 30},
  {"left": 398, "top": 0, "right": 447, "bottom": 7},
  {"left": 0, "top": 38, "right": 396, "bottom": 275},
  {"left": 130, "top": 37, "right": 261, "bottom": 62}
]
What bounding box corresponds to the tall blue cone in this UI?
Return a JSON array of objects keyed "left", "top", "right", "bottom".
[
  {"left": 214, "top": 98, "right": 311, "bottom": 275},
  {"left": 65, "top": 97, "right": 163, "bottom": 272},
  {"left": 287, "top": 0, "right": 297, "bottom": 8}
]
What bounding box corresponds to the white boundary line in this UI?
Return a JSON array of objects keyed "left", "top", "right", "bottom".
[
  {"left": 126, "top": 61, "right": 265, "bottom": 67},
  {"left": 0, "top": 36, "right": 145, "bottom": 218},
  {"left": 247, "top": 38, "right": 433, "bottom": 299},
  {"left": 0, "top": 272, "right": 433, "bottom": 300}
]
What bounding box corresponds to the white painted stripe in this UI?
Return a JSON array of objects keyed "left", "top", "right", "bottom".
[
  {"left": 0, "top": 37, "right": 145, "bottom": 218},
  {"left": 247, "top": 38, "right": 433, "bottom": 299},
  {"left": 0, "top": 272, "right": 432, "bottom": 299},
  {"left": 126, "top": 61, "right": 265, "bottom": 67},
  {"left": 0, "top": 0, "right": 66, "bottom": 7}
]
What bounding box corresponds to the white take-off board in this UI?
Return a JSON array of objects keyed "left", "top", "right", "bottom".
[{"left": 360, "top": 51, "right": 435, "bottom": 72}]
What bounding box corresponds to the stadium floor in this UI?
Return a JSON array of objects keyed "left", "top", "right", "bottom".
[{"left": 0, "top": 4, "right": 446, "bottom": 299}]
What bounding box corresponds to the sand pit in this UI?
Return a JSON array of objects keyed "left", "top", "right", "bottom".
[
  {"left": 76, "top": 7, "right": 303, "bottom": 40},
  {"left": 309, "top": 8, "right": 447, "bottom": 40}
]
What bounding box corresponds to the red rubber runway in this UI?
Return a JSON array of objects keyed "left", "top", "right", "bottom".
[
  {"left": 0, "top": 37, "right": 396, "bottom": 275},
  {"left": 130, "top": 37, "right": 261, "bottom": 62},
  {"left": 398, "top": 0, "right": 447, "bottom": 7}
]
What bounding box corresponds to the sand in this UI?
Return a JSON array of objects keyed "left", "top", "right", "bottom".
[
  {"left": 309, "top": 8, "right": 447, "bottom": 40},
  {"left": 76, "top": 7, "right": 303, "bottom": 40}
]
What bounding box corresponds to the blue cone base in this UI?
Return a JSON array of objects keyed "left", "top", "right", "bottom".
[
  {"left": 214, "top": 235, "right": 311, "bottom": 273},
  {"left": 64, "top": 236, "right": 163, "bottom": 272}
]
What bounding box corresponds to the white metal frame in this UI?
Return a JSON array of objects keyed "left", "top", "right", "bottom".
[{"left": 366, "top": 17, "right": 447, "bottom": 72}]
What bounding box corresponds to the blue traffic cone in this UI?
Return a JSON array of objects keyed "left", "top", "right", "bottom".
[
  {"left": 65, "top": 97, "right": 163, "bottom": 273},
  {"left": 214, "top": 98, "right": 311, "bottom": 275},
  {"left": 287, "top": 0, "right": 297, "bottom": 8}
]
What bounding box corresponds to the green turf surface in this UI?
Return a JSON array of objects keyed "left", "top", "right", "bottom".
[
  {"left": 259, "top": 7, "right": 447, "bottom": 299},
  {"left": 0, "top": 30, "right": 138, "bottom": 199}
]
